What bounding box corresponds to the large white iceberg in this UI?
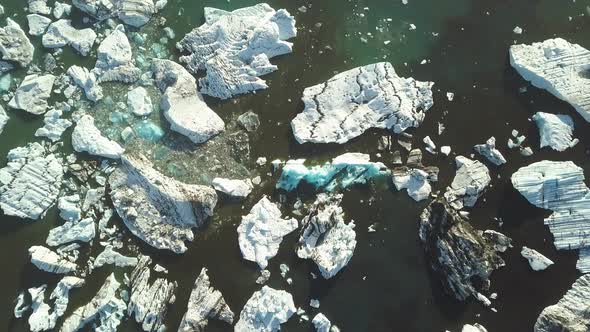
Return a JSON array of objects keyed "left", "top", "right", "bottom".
[
  {"left": 212, "top": 178, "right": 253, "bottom": 199},
  {"left": 238, "top": 196, "right": 298, "bottom": 269},
  {"left": 532, "top": 112, "right": 577, "bottom": 151},
  {"left": 535, "top": 274, "right": 590, "bottom": 332},
  {"left": 510, "top": 38, "right": 590, "bottom": 122},
  {"left": 177, "top": 3, "right": 297, "bottom": 99},
  {"left": 71, "top": 114, "right": 124, "bottom": 159},
  {"left": 234, "top": 286, "right": 296, "bottom": 331},
  {"left": 291, "top": 62, "right": 434, "bottom": 144},
  {"left": 8, "top": 74, "right": 55, "bottom": 115},
  {"left": 0, "top": 142, "right": 63, "bottom": 220},
  {"left": 109, "top": 155, "right": 217, "bottom": 253},
  {"left": 152, "top": 59, "right": 224, "bottom": 144},
  {"left": 276, "top": 153, "right": 388, "bottom": 192},
  {"left": 297, "top": 194, "right": 356, "bottom": 279}
]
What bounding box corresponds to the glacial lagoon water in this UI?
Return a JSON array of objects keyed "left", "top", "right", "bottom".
[{"left": 1, "top": 0, "right": 590, "bottom": 331}]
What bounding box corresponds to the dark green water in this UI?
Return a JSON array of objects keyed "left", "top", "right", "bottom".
[{"left": 2, "top": 0, "right": 590, "bottom": 331}]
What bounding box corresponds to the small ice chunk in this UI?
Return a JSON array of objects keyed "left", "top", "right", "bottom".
[{"left": 521, "top": 246, "right": 554, "bottom": 271}]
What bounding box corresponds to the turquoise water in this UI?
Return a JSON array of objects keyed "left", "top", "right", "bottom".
[{"left": 1, "top": 0, "right": 590, "bottom": 331}]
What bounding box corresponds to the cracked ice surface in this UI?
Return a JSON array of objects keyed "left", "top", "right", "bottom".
[
  {"left": 0, "top": 142, "right": 63, "bottom": 220},
  {"left": 510, "top": 38, "right": 590, "bottom": 122},
  {"left": 291, "top": 62, "right": 434, "bottom": 144},
  {"left": 177, "top": 3, "right": 297, "bottom": 99}
]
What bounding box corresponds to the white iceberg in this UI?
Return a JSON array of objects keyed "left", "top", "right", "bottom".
[
  {"left": 35, "top": 108, "right": 73, "bottom": 142},
  {"left": 392, "top": 168, "right": 432, "bottom": 202},
  {"left": 127, "top": 86, "right": 153, "bottom": 116},
  {"left": 93, "top": 245, "right": 138, "bottom": 268},
  {"left": 444, "top": 156, "right": 491, "bottom": 210},
  {"left": 177, "top": 3, "right": 297, "bottom": 99},
  {"left": 0, "top": 104, "right": 8, "bottom": 136},
  {"left": 42, "top": 19, "right": 96, "bottom": 56},
  {"left": 8, "top": 74, "right": 55, "bottom": 115},
  {"left": 27, "top": 14, "right": 52, "bottom": 36},
  {"left": 532, "top": 112, "right": 577, "bottom": 151},
  {"left": 521, "top": 246, "right": 554, "bottom": 271},
  {"left": 71, "top": 114, "right": 124, "bottom": 159},
  {"left": 234, "top": 286, "right": 296, "bottom": 332},
  {"left": 238, "top": 196, "right": 298, "bottom": 269},
  {"left": 0, "top": 18, "right": 35, "bottom": 67},
  {"left": 46, "top": 217, "right": 96, "bottom": 247},
  {"left": 291, "top": 62, "right": 434, "bottom": 144},
  {"left": 29, "top": 245, "right": 77, "bottom": 274},
  {"left": 474, "top": 136, "right": 506, "bottom": 166}
]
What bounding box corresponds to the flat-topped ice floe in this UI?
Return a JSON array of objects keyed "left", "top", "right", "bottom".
[
  {"left": 35, "top": 109, "right": 73, "bottom": 142},
  {"left": 0, "top": 142, "right": 63, "bottom": 220},
  {"left": 291, "top": 62, "right": 434, "bottom": 144},
  {"left": 535, "top": 274, "right": 590, "bottom": 332},
  {"left": 152, "top": 59, "right": 224, "bottom": 144},
  {"left": 29, "top": 245, "right": 77, "bottom": 274},
  {"left": 109, "top": 155, "right": 217, "bottom": 253},
  {"left": 510, "top": 38, "right": 590, "bottom": 122},
  {"left": 0, "top": 18, "right": 35, "bottom": 67},
  {"left": 474, "top": 137, "right": 506, "bottom": 166},
  {"left": 177, "top": 3, "right": 297, "bottom": 99},
  {"left": 212, "top": 178, "right": 253, "bottom": 199},
  {"left": 178, "top": 267, "right": 235, "bottom": 331},
  {"left": 238, "top": 196, "right": 298, "bottom": 269},
  {"left": 93, "top": 245, "right": 138, "bottom": 268},
  {"left": 297, "top": 194, "right": 356, "bottom": 279},
  {"left": 72, "top": 115, "right": 124, "bottom": 159},
  {"left": 9, "top": 74, "right": 55, "bottom": 115},
  {"left": 521, "top": 246, "right": 554, "bottom": 271},
  {"left": 46, "top": 217, "right": 95, "bottom": 247},
  {"left": 27, "top": 14, "right": 52, "bottom": 36},
  {"left": 235, "top": 286, "right": 296, "bottom": 331},
  {"left": 512, "top": 160, "right": 590, "bottom": 273},
  {"left": 42, "top": 19, "right": 97, "bottom": 56},
  {"left": 276, "top": 152, "right": 389, "bottom": 192},
  {"left": 60, "top": 273, "right": 126, "bottom": 332},
  {"left": 532, "top": 112, "right": 578, "bottom": 151},
  {"left": 444, "top": 156, "right": 491, "bottom": 210},
  {"left": 94, "top": 24, "right": 140, "bottom": 84}
]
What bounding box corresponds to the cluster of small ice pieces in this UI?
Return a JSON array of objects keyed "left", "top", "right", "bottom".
[
  {"left": 291, "top": 62, "right": 434, "bottom": 144},
  {"left": 510, "top": 38, "right": 590, "bottom": 122},
  {"left": 297, "top": 194, "right": 357, "bottom": 279},
  {"left": 276, "top": 152, "right": 388, "bottom": 192},
  {"left": 511, "top": 160, "right": 590, "bottom": 273},
  {"left": 177, "top": 3, "right": 297, "bottom": 99},
  {"left": 238, "top": 196, "right": 298, "bottom": 269},
  {"left": 235, "top": 285, "right": 296, "bottom": 331}
]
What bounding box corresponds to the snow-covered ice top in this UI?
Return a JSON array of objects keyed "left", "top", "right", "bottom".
[
  {"left": 238, "top": 196, "right": 298, "bottom": 269},
  {"left": 177, "top": 3, "right": 297, "bottom": 99},
  {"left": 291, "top": 62, "right": 434, "bottom": 144},
  {"left": 234, "top": 286, "right": 296, "bottom": 332},
  {"left": 276, "top": 152, "right": 388, "bottom": 192},
  {"left": 510, "top": 38, "right": 590, "bottom": 122}
]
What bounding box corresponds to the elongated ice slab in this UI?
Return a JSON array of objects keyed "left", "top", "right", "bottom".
[
  {"left": 276, "top": 152, "right": 388, "bottom": 192},
  {"left": 510, "top": 38, "right": 590, "bottom": 122},
  {"left": 291, "top": 62, "right": 434, "bottom": 144},
  {"left": 72, "top": 115, "right": 124, "bottom": 159},
  {"left": 177, "top": 3, "right": 297, "bottom": 99}
]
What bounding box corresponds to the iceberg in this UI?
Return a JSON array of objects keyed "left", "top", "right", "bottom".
[
  {"left": 35, "top": 109, "right": 73, "bottom": 142},
  {"left": 0, "top": 142, "right": 63, "bottom": 220},
  {"left": 8, "top": 74, "right": 56, "bottom": 115},
  {"left": 71, "top": 115, "right": 124, "bottom": 159},
  {"left": 127, "top": 86, "right": 153, "bottom": 116},
  {"left": 474, "top": 137, "right": 506, "bottom": 166},
  {"left": 212, "top": 178, "right": 253, "bottom": 199},
  {"left": 109, "top": 154, "right": 217, "bottom": 253},
  {"left": 238, "top": 196, "right": 298, "bottom": 269},
  {"left": 444, "top": 156, "right": 491, "bottom": 210},
  {"left": 276, "top": 153, "right": 388, "bottom": 192},
  {"left": 29, "top": 245, "right": 77, "bottom": 274},
  {"left": 510, "top": 38, "right": 590, "bottom": 122},
  {"left": 28, "top": 285, "right": 53, "bottom": 332},
  {"left": 532, "top": 112, "right": 577, "bottom": 151},
  {"left": 0, "top": 18, "right": 34, "bottom": 67},
  {"left": 521, "top": 246, "right": 554, "bottom": 271},
  {"left": 27, "top": 14, "right": 52, "bottom": 36},
  {"left": 93, "top": 245, "right": 138, "bottom": 268},
  {"left": 72, "top": 0, "right": 155, "bottom": 27},
  {"left": 535, "top": 274, "right": 590, "bottom": 332},
  {"left": 234, "top": 286, "right": 296, "bottom": 332},
  {"left": 46, "top": 218, "right": 96, "bottom": 247},
  {"left": 297, "top": 194, "right": 356, "bottom": 279},
  {"left": 291, "top": 62, "right": 434, "bottom": 144},
  {"left": 0, "top": 104, "right": 8, "bottom": 136},
  {"left": 178, "top": 267, "right": 235, "bottom": 332},
  {"left": 177, "top": 3, "right": 297, "bottom": 99},
  {"left": 42, "top": 19, "right": 96, "bottom": 56},
  {"left": 312, "top": 313, "right": 332, "bottom": 332}
]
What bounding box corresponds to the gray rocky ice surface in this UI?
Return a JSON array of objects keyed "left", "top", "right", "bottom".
[
  {"left": 444, "top": 156, "right": 491, "bottom": 210},
  {"left": 0, "top": 142, "right": 63, "bottom": 220},
  {"left": 177, "top": 3, "right": 297, "bottom": 99},
  {"left": 0, "top": 18, "right": 35, "bottom": 67},
  {"left": 297, "top": 194, "right": 356, "bottom": 279},
  {"left": 291, "top": 62, "right": 434, "bottom": 144},
  {"left": 71, "top": 114, "right": 124, "bottom": 159},
  {"left": 419, "top": 199, "right": 507, "bottom": 301},
  {"left": 178, "top": 267, "right": 235, "bottom": 332},
  {"left": 152, "top": 59, "right": 224, "bottom": 143},
  {"left": 29, "top": 245, "right": 77, "bottom": 274},
  {"left": 238, "top": 196, "right": 298, "bottom": 269},
  {"left": 128, "top": 256, "right": 177, "bottom": 332},
  {"left": 60, "top": 273, "right": 126, "bottom": 332},
  {"left": 510, "top": 38, "right": 590, "bottom": 122},
  {"left": 534, "top": 274, "right": 590, "bottom": 332},
  {"left": 532, "top": 112, "right": 578, "bottom": 151},
  {"left": 474, "top": 137, "right": 506, "bottom": 166},
  {"left": 8, "top": 74, "right": 56, "bottom": 115},
  {"left": 234, "top": 285, "right": 296, "bottom": 332},
  {"left": 109, "top": 154, "right": 217, "bottom": 253},
  {"left": 42, "top": 19, "right": 97, "bottom": 56}
]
